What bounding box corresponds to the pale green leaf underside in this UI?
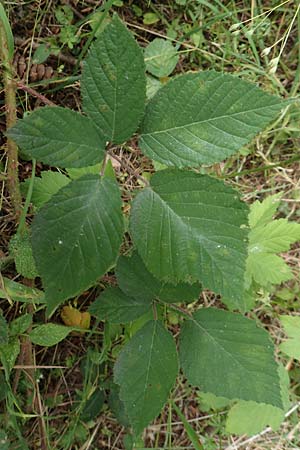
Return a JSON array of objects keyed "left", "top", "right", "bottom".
[
  {"left": 198, "top": 391, "right": 232, "bottom": 411},
  {"left": 144, "top": 38, "right": 179, "bottom": 78},
  {"left": 0, "top": 338, "right": 20, "bottom": 374},
  {"left": 247, "top": 253, "right": 293, "bottom": 287},
  {"left": 7, "top": 107, "right": 105, "bottom": 168},
  {"left": 9, "top": 230, "right": 38, "bottom": 279},
  {"left": 140, "top": 71, "right": 284, "bottom": 167},
  {"left": 114, "top": 320, "right": 178, "bottom": 434},
  {"left": 226, "top": 401, "right": 284, "bottom": 435},
  {"left": 248, "top": 193, "right": 282, "bottom": 228},
  {"left": 249, "top": 219, "right": 300, "bottom": 253},
  {"left": 0, "top": 277, "right": 45, "bottom": 304},
  {"left": 130, "top": 169, "right": 248, "bottom": 303},
  {"left": 32, "top": 175, "right": 124, "bottom": 314},
  {"left": 226, "top": 365, "right": 290, "bottom": 436},
  {"left": 81, "top": 14, "right": 146, "bottom": 143},
  {"left": 29, "top": 324, "right": 72, "bottom": 346},
  {"left": 89, "top": 286, "right": 152, "bottom": 323},
  {"left": 179, "top": 308, "right": 282, "bottom": 408},
  {"left": 116, "top": 251, "right": 201, "bottom": 304},
  {"left": 21, "top": 171, "right": 70, "bottom": 209},
  {"left": 280, "top": 315, "right": 300, "bottom": 360}
]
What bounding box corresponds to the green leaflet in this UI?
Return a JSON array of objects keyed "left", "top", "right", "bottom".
[
  {"left": 249, "top": 219, "right": 300, "bottom": 253},
  {"left": 114, "top": 320, "right": 178, "bottom": 434},
  {"left": 0, "top": 314, "right": 8, "bottom": 345},
  {"left": 116, "top": 251, "right": 202, "bottom": 304},
  {"left": 140, "top": 71, "right": 285, "bottom": 167},
  {"left": 81, "top": 14, "right": 146, "bottom": 143},
  {"left": 80, "top": 389, "right": 105, "bottom": 422},
  {"left": 7, "top": 107, "right": 105, "bottom": 168},
  {"left": 144, "top": 38, "right": 179, "bottom": 78},
  {"left": 248, "top": 193, "right": 282, "bottom": 228},
  {"left": 226, "top": 365, "right": 290, "bottom": 436},
  {"left": 130, "top": 169, "right": 248, "bottom": 305},
  {"left": 20, "top": 171, "right": 70, "bottom": 209},
  {"left": 0, "top": 337, "right": 20, "bottom": 377},
  {"left": 89, "top": 286, "right": 153, "bottom": 323},
  {"left": 280, "top": 315, "right": 300, "bottom": 360},
  {"left": 9, "top": 229, "right": 38, "bottom": 279},
  {"left": 10, "top": 314, "right": 32, "bottom": 336},
  {"left": 179, "top": 308, "right": 282, "bottom": 408},
  {"left": 246, "top": 195, "right": 300, "bottom": 288},
  {"left": 246, "top": 253, "right": 292, "bottom": 287},
  {"left": 31, "top": 175, "right": 124, "bottom": 314},
  {"left": 0, "top": 277, "right": 45, "bottom": 304},
  {"left": 29, "top": 324, "right": 72, "bottom": 346}
]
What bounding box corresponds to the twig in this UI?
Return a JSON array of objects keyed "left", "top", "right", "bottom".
[
  {"left": 107, "top": 149, "right": 150, "bottom": 186},
  {"left": 1, "top": 365, "right": 67, "bottom": 370},
  {"left": 17, "top": 81, "right": 56, "bottom": 107},
  {"left": 0, "top": 18, "right": 22, "bottom": 220}
]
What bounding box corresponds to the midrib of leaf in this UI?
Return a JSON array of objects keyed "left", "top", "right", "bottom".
[
  {"left": 123, "top": 321, "right": 158, "bottom": 412},
  {"left": 190, "top": 315, "right": 259, "bottom": 374},
  {"left": 104, "top": 38, "right": 131, "bottom": 141},
  {"left": 151, "top": 188, "right": 245, "bottom": 252},
  {"left": 142, "top": 321, "right": 157, "bottom": 405},
  {"left": 45, "top": 180, "right": 116, "bottom": 283},
  {"left": 142, "top": 104, "right": 281, "bottom": 136}
]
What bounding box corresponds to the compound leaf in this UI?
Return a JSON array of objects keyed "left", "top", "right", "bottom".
[
  {"left": 7, "top": 107, "right": 105, "bottom": 168},
  {"left": 179, "top": 308, "right": 282, "bottom": 408},
  {"left": 114, "top": 320, "right": 178, "bottom": 434},
  {"left": 116, "top": 251, "right": 201, "bottom": 304},
  {"left": 89, "top": 286, "right": 152, "bottom": 323},
  {"left": 81, "top": 14, "right": 146, "bottom": 143},
  {"left": 32, "top": 175, "right": 124, "bottom": 314},
  {"left": 29, "top": 323, "right": 72, "bottom": 346},
  {"left": 140, "top": 72, "right": 285, "bottom": 167},
  {"left": 130, "top": 169, "right": 248, "bottom": 304}
]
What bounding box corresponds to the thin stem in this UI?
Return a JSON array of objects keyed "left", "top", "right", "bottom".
[
  {"left": 107, "top": 149, "right": 150, "bottom": 186},
  {"left": 100, "top": 152, "right": 109, "bottom": 177},
  {"left": 0, "top": 19, "right": 22, "bottom": 221},
  {"left": 220, "top": 154, "right": 300, "bottom": 179},
  {"left": 17, "top": 82, "right": 56, "bottom": 107}
]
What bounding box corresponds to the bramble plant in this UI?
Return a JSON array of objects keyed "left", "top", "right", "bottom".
[{"left": 5, "top": 13, "right": 300, "bottom": 440}]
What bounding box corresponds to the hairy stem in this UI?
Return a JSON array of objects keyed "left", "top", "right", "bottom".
[{"left": 0, "top": 20, "right": 22, "bottom": 221}]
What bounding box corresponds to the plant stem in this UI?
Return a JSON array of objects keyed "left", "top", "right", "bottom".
[
  {"left": 221, "top": 154, "right": 300, "bottom": 179},
  {"left": 17, "top": 82, "right": 56, "bottom": 107},
  {"left": 0, "top": 20, "right": 22, "bottom": 221}
]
